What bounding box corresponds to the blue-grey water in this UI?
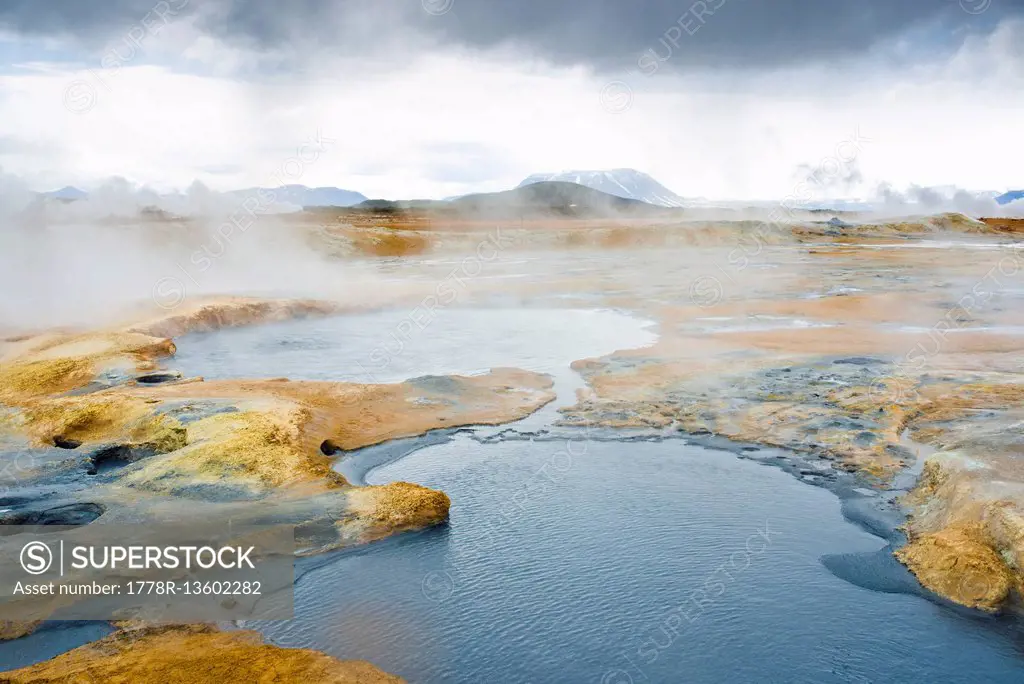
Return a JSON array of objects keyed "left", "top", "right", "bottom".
[
  {"left": 0, "top": 623, "right": 114, "bottom": 671},
  {"left": 244, "top": 434, "right": 1024, "bottom": 683},
  {"left": 15, "top": 307, "right": 1023, "bottom": 681}
]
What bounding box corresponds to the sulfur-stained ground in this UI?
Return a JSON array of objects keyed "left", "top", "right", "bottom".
[{"left": 3, "top": 212, "right": 1024, "bottom": 679}]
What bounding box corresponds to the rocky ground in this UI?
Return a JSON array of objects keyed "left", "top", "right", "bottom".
[
  {"left": 0, "top": 297, "right": 554, "bottom": 668},
  {"left": 553, "top": 235, "right": 1024, "bottom": 613},
  {"left": 2, "top": 213, "right": 1023, "bottom": 678}
]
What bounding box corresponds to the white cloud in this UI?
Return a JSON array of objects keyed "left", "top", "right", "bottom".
[{"left": 0, "top": 18, "right": 1022, "bottom": 200}]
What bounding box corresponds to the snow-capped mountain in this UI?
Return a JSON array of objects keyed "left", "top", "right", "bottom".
[{"left": 517, "top": 169, "right": 686, "bottom": 207}]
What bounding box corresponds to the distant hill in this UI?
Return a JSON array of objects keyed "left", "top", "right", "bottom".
[
  {"left": 41, "top": 186, "right": 88, "bottom": 201},
  {"left": 350, "top": 198, "right": 449, "bottom": 211},
  {"left": 450, "top": 181, "right": 670, "bottom": 218},
  {"left": 996, "top": 190, "right": 1024, "bottom": 205},
  {"left": 346, "top": 182, "right": 669, "bottom": 218},
  {"left": 232, "top": 185, "right": 367, "bottom": 208},
  {"left": 518, "top": 169, "right": 686, "bottom": 207}
]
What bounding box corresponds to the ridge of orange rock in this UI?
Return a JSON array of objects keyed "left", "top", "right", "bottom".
[
  {"left": 0, "top": 309, "right": 553, "bottom": 529},
  {"left": 122, "top": 296, "right": 343, "bottom": 338},
  {"left": 0, "top": 624, "right": 404, "bottom": 683},
  {"left": 0, "top": 297, "right": 554, "bottom": 657}
]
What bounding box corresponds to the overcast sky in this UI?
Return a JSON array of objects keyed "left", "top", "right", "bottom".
[{"left": 0, "top": 0, "right": 1022, "bottom": 200}]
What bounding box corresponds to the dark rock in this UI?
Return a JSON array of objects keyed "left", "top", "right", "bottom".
[
  {"left": 320, "top": 439, "right": 343, "bottom": 456},
  {"left": 52, "top": 436, "right": 82, "bottom": 450},
  {"left": 0, "top": 502, "right": 104, "bottom": 526},
  {"left": 86, "top": 443, "right": 158, "bottom": 475},
  {"left": 407, "top": 375, "right": 462, "bottom": 394},
  {"left": 135, "top": 372, "right": 182, "bottom": 384},
  {"left": 833, "top": 357, "right": 883, "bottom": 366}
]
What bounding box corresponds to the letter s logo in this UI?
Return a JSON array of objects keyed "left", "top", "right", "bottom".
[{"left": 21, "top": 541, "right": 53, "bottom": 575}]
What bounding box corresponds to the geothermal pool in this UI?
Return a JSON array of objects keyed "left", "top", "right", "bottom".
[
  {"left": 172, "top": 306, "right": 660, "bottom": 431},
  {"left": 173, "top": 308, "right": 1024, "bottom": 681},
  {"left": 255, "top": 436, "right": 1024, "bottom": 683},
  {"left": 171, "top": 307, "right": 660, "bottom": 389}
]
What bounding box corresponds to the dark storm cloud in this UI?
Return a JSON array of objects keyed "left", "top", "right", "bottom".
[
  {"left": 421, "top": 0, "right": 1023, "bottom": 70},
  {"left": 0, "top": 0, "right": 190, "bottom": 40},
  {"left": 2, "top": 0, "right": 1022, "bottom": 70}
]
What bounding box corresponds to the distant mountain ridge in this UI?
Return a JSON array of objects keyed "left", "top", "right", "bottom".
[
  {"left": 518, "top": 168, "right": 686, "bottom": 207},
  {"left": 351, "top": 181, "right": 673, "bottom": 218},
  {"left": 449, "top": 181, "right": 671, "bottom": 218},
  {"left": 35, "top": 184, "right": 368, "bottom": 209}
]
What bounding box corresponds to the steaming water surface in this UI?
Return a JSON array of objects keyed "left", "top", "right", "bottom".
[
  {"left": 173, "top": 307, "right": 657, "bottom": 390},
  {"left": 158, "top": 309, "right": 1024, "bottom": 680},
  {"left": 172, "top": 307, "right": 659, "bottom": 429}
]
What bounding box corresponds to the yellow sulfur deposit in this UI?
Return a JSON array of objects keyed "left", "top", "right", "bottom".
[
  {"left": 895, "top": 523, "right": 1015, "bottom": 612},
  {"left": 348, "top": 481, "right": 452, "bottom": 533},
  {"left": 0, "top": 624, "right": 404, "bottom": 683}
]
